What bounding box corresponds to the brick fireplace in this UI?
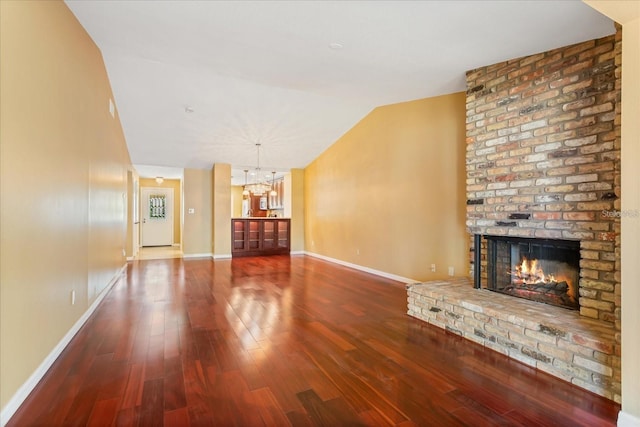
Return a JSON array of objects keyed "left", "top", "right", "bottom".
[
  {"left": 408, "top": 28, "right": 621, "bottom": 402},
  {"left": 481, "top": 235, "right": 581, "bottom": 310}
]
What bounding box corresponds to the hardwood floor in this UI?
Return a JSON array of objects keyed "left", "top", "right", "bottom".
[{"left": 8, "top": 255, "right": 620, "bottom": 426}]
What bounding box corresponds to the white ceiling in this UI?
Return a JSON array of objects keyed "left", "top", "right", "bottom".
[{"left": 65, "top": 1, "right": 614, "bottom": 185}]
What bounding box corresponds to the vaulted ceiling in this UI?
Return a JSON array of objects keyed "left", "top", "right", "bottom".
[{"left": 65, "top": 1, "right": 614, "bottom": 184}]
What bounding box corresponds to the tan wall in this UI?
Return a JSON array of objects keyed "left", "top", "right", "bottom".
[
  {"left": 288, "top": 169, "right": 305, "bottom": 252},
  {"left": 231, "top": 185, "right": 244, "bottom": 218},
  {"left": 584, "top": 1, "right": 640, "bottom": 422},
  {"left": 212, "top": 164, "right": 232, "bottom": 257},
  {"left": 304, "top": 93, "right": 468, "bottom": 281},
  {"left": 0, "top": 0, "right": 131, "bottom": 411},
  {"left": 125, "top": 169, "right": 139, "bottom": 257},
  {"left": 139, "top": 177, "right": 181, "bottom": 245},
  {"left": 183, "top": 168, "right": 213, "bottom": 256}
]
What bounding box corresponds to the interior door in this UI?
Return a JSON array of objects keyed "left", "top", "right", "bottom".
[{"left": 141, "top": 187, "right": 173, "bottom": 247}]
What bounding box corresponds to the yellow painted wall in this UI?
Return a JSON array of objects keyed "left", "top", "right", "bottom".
[
  {"left": 304, "top": 93, "right": 468, "bottom": 281},
  {"left": 584, "top": 1, "right": 640, "bottom": 422},
  {"left": 139, "top": 177, "right": 181, "bottom": 245},
  {"left": 125, "top": 169, "right": 139, "bottom": 258},
  {"left": 212, "top": 164, "right": 232, "bottom": 257},
  {"left": 183, "top": 168, "right": 213, "bottom": 256},
  {"left": 0, "top": 0, "right": 131, "bottom": 411},
  {"left": 231, "top": 185, "right": 244, "bottom": 218},
  {"left": 288, "top": 169, "right": 305, "bottom": 252}
]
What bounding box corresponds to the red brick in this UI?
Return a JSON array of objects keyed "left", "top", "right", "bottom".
[
  {"left": 563, "top": 98, "right": 596, "bottom": 111},
  {"left": 563, "top": 212, "right": 596, "bottom": 221},
  {"left": 562, "top": 60, "right": 594, "bottom": 75},
  {"left": 548, "top": 111, "right": 578, "bottom": 125},
  {"left": 532, "top": 90, "right": 560, "bottom": 103},
  {"left": 550, "top": 75, "right": 579, "bottom": 89},
  {"left": 563, "top": 40, "right": 596, "bottom": 57},
  {"left": 533, "top": 212, "right": 562, "bottom": 220},
  {"left": 509, "top": 81, "right": 534, "bottom": 95},
  {"left": 535, "top": 52, "right": 563, "bottom": 69},
  {"left": 562, "top": 79, "right": 593, "bottom": 94},
  {"left": 580, "top": 103, "right": 613, "bottom": 117},
  {"left": 563, "top": 116, "right": 597, "bottom": 130},
  {"left": 578, "top": 43, "right": 614, "bottom": 61},
  {"left": 508, "top": 65, "right": 533, "bottom": 80}
]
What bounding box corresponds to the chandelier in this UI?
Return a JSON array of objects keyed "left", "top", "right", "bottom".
[{"left": 244, "top": 143, "right": 274, "bottom": 196}]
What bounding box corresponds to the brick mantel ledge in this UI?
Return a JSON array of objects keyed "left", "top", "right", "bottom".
[{"left": 407, "top": 279, "right": 620, "bottom": 402}]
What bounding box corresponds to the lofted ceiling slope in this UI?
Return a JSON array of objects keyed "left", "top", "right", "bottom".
[{"left": 64, "top": 1, "right": 614, "bottom": 183}]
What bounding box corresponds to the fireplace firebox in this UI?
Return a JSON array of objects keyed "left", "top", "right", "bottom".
[{"left": 480, "top": 236, "right": 580, "bottom": 310}]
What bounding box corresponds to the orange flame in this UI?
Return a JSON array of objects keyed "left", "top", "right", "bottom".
[
  {"left": 514, "top": 257, "right": 556, "bottom": 284},
  {"left": 510, "top": 257, "right": 576, "bottom": 301}
]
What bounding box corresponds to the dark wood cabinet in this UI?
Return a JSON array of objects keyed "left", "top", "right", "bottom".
[{"left": 232, "top": 218, "right": 290, "bottom": 257}]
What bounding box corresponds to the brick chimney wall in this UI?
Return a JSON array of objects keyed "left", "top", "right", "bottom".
[{"left": 465, "top": 30, "right": 621, "bottom": 328}]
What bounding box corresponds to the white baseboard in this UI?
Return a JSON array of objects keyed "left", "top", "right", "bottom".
[
  {"left": 182, "top": 252, "right": 213, "bottom": 259},
  {"left": 290, "top": 251, "right": 305, "bottom": 255},
  {"left": 182, "top": 254, "right": 231, "bottom": 260},
  {"left": 0, "top": 264, "right": 127, "bottom": 427},
  {"left": 303, "top": 251, "right": 418, "bottom": 284},
  {"left": 619, "top": 411, "right": 640, "bottom": 427}
]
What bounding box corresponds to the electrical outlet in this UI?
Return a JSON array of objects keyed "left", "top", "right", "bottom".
[
  {"left": 356, "top": 249, "right": 360, "bottom": 255},
  {"left": 448, "top": 266, "right": 455, "bottom": 276},
  {"left": 431, "top": 264, "right": 436, "bottom": 272}
]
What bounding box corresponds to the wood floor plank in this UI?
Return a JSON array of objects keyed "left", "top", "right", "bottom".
[
  {"left": 114, "top": 407, "right": 139, "bottom": 427},
  {"left": 120, "top": 363, "right": 145, "bottom": 409},
  {"left": 86, "top": 397, "right": 119, "bottom": 427},
  {"left": 163, "top": 407, "right": 190, "bottom": 426},
  {"left": 6, "top": 255, "right": 621, "bottom": 426},
  {"left": 249, "top": 386, "right": 292, "bottom": 427},
  {"left": 163, "top": 356, "right": 187, "bottom": 411},
  {"left": 297, "top": 389, "right": 360, "bottom": 426},
  {"left": 138, "top": 378, "right": 164, "bottom": 427}
]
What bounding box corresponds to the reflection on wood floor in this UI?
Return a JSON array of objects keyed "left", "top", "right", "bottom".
[
  {"left": 136, "top": 245, "right": 183, "bottom": 260},
  {"left": 7, "top": 255, "right": 620, "bottom": 426}
]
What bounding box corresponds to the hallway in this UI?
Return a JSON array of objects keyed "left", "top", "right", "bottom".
[{"left": 7, "top": 256, "right": 620, "bottom": 426}]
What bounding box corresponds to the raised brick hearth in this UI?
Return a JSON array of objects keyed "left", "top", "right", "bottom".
[
  {"left": 407, "top": 279, "right": 618, "bottom": 400},
  {"left": 409, "top": 29, "right": 622, "bottom": 402}
]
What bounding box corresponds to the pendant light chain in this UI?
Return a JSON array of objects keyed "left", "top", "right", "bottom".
[{"left": 244, "top": 143, "right": 272, "bottom": 196}]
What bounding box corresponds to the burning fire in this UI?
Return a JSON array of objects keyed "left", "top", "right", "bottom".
[
  {"left": 512, "top": 257, "right": 556, "bottom": 284},
  {"left": 510, "top": 257, "right": 576, "bottom": 301}
]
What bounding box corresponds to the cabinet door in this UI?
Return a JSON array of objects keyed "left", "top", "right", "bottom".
[
  {"left": 277, "top": 220, "right": 289, "bottom": 249},
  {"left": 248, "top": 220, "right": 261, "bottom": 250},
  {"left": 233, "top": 220, "right": 247, "bottom": 250},
  {"left": 263, "top": 220, "right": 275, "bottom": 249}
]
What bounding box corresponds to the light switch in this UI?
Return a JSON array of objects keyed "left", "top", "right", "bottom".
[{"left": 188, "top": 208, "right": 195, "bottom": 214}]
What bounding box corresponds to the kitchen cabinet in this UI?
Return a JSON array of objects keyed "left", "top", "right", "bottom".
[{"left": 232, "top": 218, "right": 290, "bottom": 257}]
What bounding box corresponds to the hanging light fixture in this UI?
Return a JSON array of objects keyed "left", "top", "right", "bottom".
[
  {"left": 270, "top": 171, "right": 277, "bottom": 197},
  {"left": 242, "top": 170, "right": 250, "bottom": 197},
  {"left": 155, "top": 177, "right": 164, "bottom": 184},
  {"left": 243, "top": 143, "right": 272, "bottom": 196}
]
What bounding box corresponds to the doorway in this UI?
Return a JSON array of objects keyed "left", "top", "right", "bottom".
[{"left": 141, "top": 187, "right": 174, "bottom": 246}]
